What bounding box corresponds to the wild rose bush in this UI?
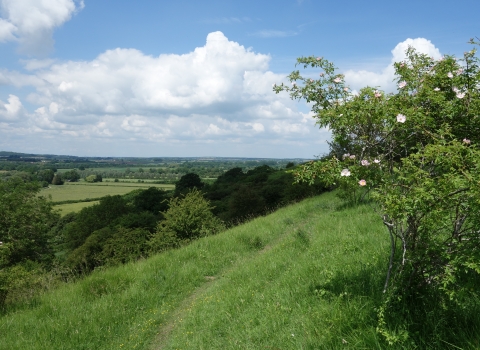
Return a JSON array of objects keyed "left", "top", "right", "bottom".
[{"left": 275, "top": 40, "right": 480, "bottom": 344}]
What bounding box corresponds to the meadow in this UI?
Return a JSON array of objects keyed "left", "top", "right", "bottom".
[
  {"left": 41, "top": 181, "right": 174, "bottom": 203},
  {"left": 53, "top": 201, "right": 101, "bottom": 215},
  {"left": 0, "top": 192, "right": 391, "bottom": 349},
  {"left": 1, "top": 191, "right": 478, "bottom": 349}
]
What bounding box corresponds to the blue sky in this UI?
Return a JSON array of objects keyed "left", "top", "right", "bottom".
[{"left": 0, "top": 0, "right": 478, "bottom": 158}]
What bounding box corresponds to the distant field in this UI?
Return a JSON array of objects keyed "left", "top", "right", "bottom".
[
  {"left": 40, "top": 181, "right": 174, "bottom": 202},
  {"left": 57, "top": 167, "right": 162, "bottom": 173},
  {"left": 102, "top": 178, "right": 168, "bottom": 183},
  {"left": 53, "top": 201, "right": 100, "bottom": 215}
]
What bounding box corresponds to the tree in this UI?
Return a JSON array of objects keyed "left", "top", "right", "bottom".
[
  {"left": 51, "top": 174, "right": 64, "bottom": 185},
  {"left": 228, "top": 185, "right": 265, "bottom": 219},
  {"left": 63, "top": 170, "right": 80, "bottom": 182},
  {"left": 0, "top": 178, "right": 58, "bottom": 268},
  {"left": 63, "top": 195, "right": 130, "bottom": 251},
  {"left": 131, "top": 187, "right": 169, "bottom": 214},
  {"left": 174, "top": 172, "right": 204, "bottom": 196},
  {"left": 275, "top": 41, "right": 480, "bottom": 345},
  {"left": 37, "top": 169, "right": 54, "bottom": 185},
  {"left": 85, "top": 174, "right": 102, "bottom": 183},
  {"left": 0, "top": 177, "right": 58, "bottom": 268}
]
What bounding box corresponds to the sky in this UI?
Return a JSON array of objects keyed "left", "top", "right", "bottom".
[{"left": 0, "top": 0, "right": 479, "bottom": 158}]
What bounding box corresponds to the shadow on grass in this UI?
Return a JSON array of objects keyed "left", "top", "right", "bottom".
[{"left": 309, "top": 258, "right": 480, "bottom": 349}]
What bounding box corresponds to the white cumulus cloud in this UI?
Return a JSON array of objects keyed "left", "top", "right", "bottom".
[
  {"left": 344, "top": 38, "right": 442, "bottom": 92},
  {"left": 0, "top": 0, "right": 84, "bottom": 54},
  {"left": 0, "top": 94, "right": 24, "bottom": 121},
  {"left": 0, "top": 31, "right": 327, "bottom": 157}
]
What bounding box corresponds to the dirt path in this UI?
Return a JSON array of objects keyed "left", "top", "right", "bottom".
[
  {"left": 149, "top": 276, "right": 217, "bottom": 350},
  {"left": 149, "top": 217, "right": 308, "bottom": 349}
]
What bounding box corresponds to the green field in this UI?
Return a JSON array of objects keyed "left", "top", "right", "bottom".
[
  {"left": 40, "top": 181, "right": 174, "bottom": 203},
  {"left": 53, "top": 201, "right": 101, "bottom": 215},
  {"left": 102, "top": 178, "right": 168, "bottom": 183},
  {"left": 57, "top": 167, "right": 160, "bottom": 173}
]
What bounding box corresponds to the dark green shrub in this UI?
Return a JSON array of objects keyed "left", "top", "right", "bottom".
[
  {"left": 131, "top": 187, "right": 169, "bottom": 214},
  {"left": 65, "top": 227, "right": 114, "bottom": 273},
  {"left": 150, "top": 189, "right": 224, "bottom": 252},
  {"left": 99, "top": 227, "right": 150, "bottom": 266},
  {"left": 63, "top": 195, "right": 129, "bottom": 250},
  {"left": 112, "top": 211, "right": 158, "bottom": 231}
]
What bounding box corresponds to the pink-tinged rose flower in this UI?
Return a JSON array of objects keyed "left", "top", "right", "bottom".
[
  {"left": 333, "top": 77, "right": 342, "bottom": 83},
  {"left": 447, "top": 72, "right": 454, "bottom": 78},
  {"left": 398, "top": 81, "right": 407, "bottom": 89},
  {"left": 344, "top": 87, "right": 349, "bottom": 92},
  {"left": 374, "top": 159, "right": 380, "bottom": 164},
  {"left": 349, "top": 155, "right": 356, "bottom": 159},
  {"left": 400, "top": 63, "right": 405, "bottom": 67},
  {"left": 292, "top": 82, "right": 296, "bottom": 86},
  {"left": 310, "top": 79, "right": 314, "bottom": 82},
  {"left": 358, "top": 179, "right": 367, "bottom": 186},
  {"left": 342, "top": 153, "right": 350, "bottom": 159},
  {"left": 434, "top": 87, "right": 440, "bottom": 91},
  {"left": 453, "top": 87, "right": 459, "bottom": 93},
  {"left": 456, "top": 92, "right": 465, "bottom": 99},
  {"left": 396, "top": 114, "right": 406, "bottom": 123},
  {"left": 463, "top": 138, "right": 471, "bottom": 144},
  {"left": 319, "top": 73, "right": 324, "bottom": 77},
  {"left": 456, "top": 68, "right": 464, "bottom": 75},
  {"left": 374, "top": 91, "right": 382, "bottom": 98},
  {"left": 361, "top": 160, "right": 370, "bottom": 166},
  {"left": 341, "top": 169, "right": 351, "bottom": 177},
  {"left": 316, "top": 57, "right": 322, "bottom": 60}
]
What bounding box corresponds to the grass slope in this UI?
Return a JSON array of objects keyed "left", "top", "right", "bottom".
[{"left": 0, "top": 192, "right": 391, "bottom": 349}]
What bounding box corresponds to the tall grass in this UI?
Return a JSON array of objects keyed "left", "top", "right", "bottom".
[{"left": 1, "top": 192, "right": 478, "bottom": 349}]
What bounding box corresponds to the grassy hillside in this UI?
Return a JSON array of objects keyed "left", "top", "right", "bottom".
[{"left": 2, "top": 191, "right": 470, "bottom": 349}]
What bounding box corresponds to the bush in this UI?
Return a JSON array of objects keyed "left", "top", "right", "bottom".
[
  {"left": 99, "top": 227, "right": 150, "bottom": 266},
  {"left": 276, "top": 41, "right": 480, "bottom": 345},
  {"left": 0, "top": 262, "right": 57, "bottom": 309},
  {"left": 149, "top": 189, "right": 224, "bottom": 252}
]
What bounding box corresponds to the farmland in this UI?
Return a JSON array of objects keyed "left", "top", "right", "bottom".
[
  {"left": 54, "top": 201, "right": 101, "bottom": 215},
  {"left": 41, "top": 181, "right": 174, "bottom": 203}
]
